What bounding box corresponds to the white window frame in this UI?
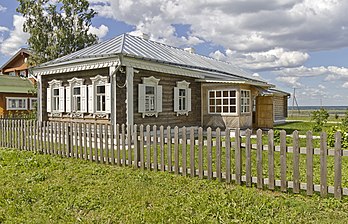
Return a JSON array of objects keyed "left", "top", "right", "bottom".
[
  {"left": 47, "top": 79, "right": 65, "bottom": 114},
  {"left": 29, "top": 97, "right": 37, "bottom": 110},
  {"left": 138, "top": 76, "right": 162, "bottom": 118},
  {"left": 208, "top": 89, "right": 237, "bottom": 115},
  {"left": 67, "top": 77, "right": 87, "bottom": 115},
  {"left": 174, "top": 80, "right": 191, "bottom": 116},
  {"left": 241, "top": 90, "right": 251, "bottom": 114},
  {"left": 6, "top": 97, "right": 28, "bottom": 110},
  {"left": 89, "top": 75, "right": 111, "bottom": 117}
]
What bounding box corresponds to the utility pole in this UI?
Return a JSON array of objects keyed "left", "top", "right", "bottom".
[{"left": 292, "top": 88, "right": 300, "bottom": 116}]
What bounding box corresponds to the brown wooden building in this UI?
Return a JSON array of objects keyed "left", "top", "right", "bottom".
[
  {"left": 0, "top": 49, "right": 36, "bottom": 117},
  {"left": 33, "top": 34, "right": 289, "bottom": 130}
]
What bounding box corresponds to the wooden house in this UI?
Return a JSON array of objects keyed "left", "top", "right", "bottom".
[
  {"left": 0, "top": 49, "right": 36, "bottom": 117},
  {"left": 33, "top": 33, "right": 289, "bottom": 130}
]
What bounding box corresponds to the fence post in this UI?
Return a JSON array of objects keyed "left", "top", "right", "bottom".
[
  {"left": 207, "top": 127, "right": 212, "bottom": 180},
  {"left": 198, "top": 127, "right": 203, "bottom": 179},
  {"left": 182, "top": 126, "right": 187, "bottom": 176},
  {"left": 127, "top": 125, "right": 132, "bottom": 167},
  {"left": 268, "top": 129, "right": 275, "bottom": 190},
  {"left": 190, "top": 127, "right": 196, "bottom": 178},
  {"left": 174, "top": 126, "right": 179, "bottom": 175},
  {"left": 153, "top": 125, "right": 158, "bottom": 171},
  {"left": 245, "top": 129, "right": 252, "bottom": 187},
  {"left": 280, "top": 130, "right": 287, "bottom": 192},
  {"left": 140, "top": 124, "right": 144, "bottom": 170},
  {"left": 334, "top": 131, "right": 342, "bottom": 200},
  {"left": 133, "top": 124, "right": 138, "bottom": 168},
  {"left": 122, "top": 124, "right": 126, "bottom": 166},
  {"left": 167, "top": 126, "right": 172, "bottom": 173},
  {"left": 235, "top": 128, "right": 241, "bottom": 185},
  {"left": 293, "top": 130, "right": 300, "bottom": 193},
  {"left": 216, "top": 127, "right": 221, "bottom": 182},
  {"left": 306, "top": 131, "right": 314, "bottom": 195},
  {"left": 225, "top": 128, "right": 231, "bottom": 183},
  {"left": 146, "top": 125, "right": 151, "bottom": 170},
  {"left": 160, "top": 126, "right": 165, "bottom": 171},
  {"left": 320, "top": 132, "right": 328, "bottom": 197},
  {"left": 256, "top": 129, "right": 263, "bottom": 189}
]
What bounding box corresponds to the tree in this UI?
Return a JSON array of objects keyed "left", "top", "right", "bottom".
[
  {"left": 311, "top": 108, "right": 329, "bottom": 132},
  {"left": 17, "top": 0, "right": 98, "bottom": 66}
]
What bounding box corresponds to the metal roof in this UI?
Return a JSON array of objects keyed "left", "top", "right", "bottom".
[{"left": 37, "top": 33, "right": 267, "bottom": 84}]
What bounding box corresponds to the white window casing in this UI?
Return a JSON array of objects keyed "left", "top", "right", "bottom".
[
  {"left": 105, "top": 83, "right": 111, "bottom": 113},
  {"left": 29, "top": 98, "right": 38, "bottom": 110},
  {"left": 208, "top": 89, "right": 237, "bottom": 115},
  {"left": 88, "top": 85, "right": 95, "bottom": 113},
  {"left": 174, "top": 80, "right": 191, "bottom": 116},
  {"left": 241, "top": 89, "right": 251, "bottom": 114},
  {"left": 65, "top": 86, "right": 71, "bottom": 113},
  {"left": 67, "top": 77, "right": 87, "bottom": 115},
  {"left": 6, "top": 97, "right": 28, "bottom": 110},
  {"left": 47, "top": 87, "right": 52, "bottom": 113},
  {"left": 138, "top": 76, "right": 161, "bottom": 118}
]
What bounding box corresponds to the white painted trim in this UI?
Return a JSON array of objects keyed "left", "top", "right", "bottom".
[
  {"left": 240, "top": 89, "right": 251, "bottom": 114},
  {"left": 207, "top": 89, "right": 238, "bottom": 116},
  {"left": 6, "top": 97, "right": 28, "bottom": 110},
  {"left": 126, "top": 66, "right": 134, "bottom": 129},
  {"left": 29, "top": 97, "right": 37, "bottom": 110}
]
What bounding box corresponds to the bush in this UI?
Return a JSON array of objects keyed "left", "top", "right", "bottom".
[
  {"left": 311, "top": 108, "right": 329, "bottom": 132},
  {"left": 327, "top": 126, "right": 348, "bottom": 149},
  {"left": 341, "top": 109, "right": 348, "bottom": 126}
]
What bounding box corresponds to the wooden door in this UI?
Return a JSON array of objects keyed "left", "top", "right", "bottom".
[{"left": 256, "top": 96, "right": 273, "bottom": 129}]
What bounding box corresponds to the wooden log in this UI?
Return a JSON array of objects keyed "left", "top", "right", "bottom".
[
  {"left": 306, "top": 131, "right": 314, "bottom": 195},
  {"left": 256, "top": 129, "right": 263, "bottom": 189},
  {"left": 235, "top": 128, "right": 241, "bottom": 185},
  {"left": 174, "top": 126, "right": 179, "bottom": 175},
  {"left": 225, "top": 128, "right": 231, "bottom": 183},
  {"left": 320, "top": 132, "right": 328, "bottom": 197},
  {"left": 198, "top": 127, "right": 203, "bottom": 179},
  {"left": 334, "top": 132, "right": 342, "bottom": 199},
  {"left": 280, "top": 130, "right": 287, "bottom": 192},
  {"left": 293, "top": 130, "right": 300, "bottom": 194},
  {"left": 182, "top": 127, "right": 187, "bottom": 176},
  {"left": 190, "top": 127, "right": 195, "bottom": 178},
  {"left": 268, "top": 129, "right": 275, "bottom": 190},
  {"left": 207, "top": 127, "right": 212, "bottom": 180},
  {"left": 245, "top": 129, "right": 252, "bottom": 187}
]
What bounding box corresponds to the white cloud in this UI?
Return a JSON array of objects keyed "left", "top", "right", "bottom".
[
  {"left": 0, "top": 15, "right": 29, "bottom": 56},
  {"left": 89, "top": 24, "right": 109, "bottom": 39},
  {"left": 275, "top": 76, "right": 302, "bottom": 88},
  {"left": 342, "top": 82, "right": 348, "bottom": 88},
  {"left": 210, "top": 48, "right": 309, "bottom": 71},
  {"left": 0, "top": 26, "right": 9, "bottom": 33},
  {"left": 0, "top": 4, "right": 6, "bottom": 12}
]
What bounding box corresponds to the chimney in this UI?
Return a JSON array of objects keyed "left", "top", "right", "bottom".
[{"left": 184, "top": 47, "right": 195, "bottom": 54}]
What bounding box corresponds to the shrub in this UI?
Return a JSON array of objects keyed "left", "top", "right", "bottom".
[
  {"left": 311, "top": 108, "right": 329, "bottom": 132},
  {"left": 327, "top": 126, "right": 348, "bottom": 149},
  {"left": 341, "top": 109, "right": 348, "bottom": 126}
]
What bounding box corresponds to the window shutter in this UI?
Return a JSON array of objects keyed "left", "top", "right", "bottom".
[
  {"left": 47, "top": 87, "right": 52, "bottom": 113},
  {"left": 187, "top": 88, "right": 192, "bottom": 112},
  {"left": 80, "top": 85, "right": 87, "bottom": 113},
  {"left": 105, "top": 83, "right": 111, "bottom": 113},
  {"left": 174, "top": 87, "right": 179, "bottom": 112},
  {"left": 88, "top": 85, "right": 95, "bottom": 113},
  {"left": 156, "top": 85, "right": 162, "bottom": 113},
  {"left": 65, "top": 86, "right": 71, "bottom": 113},
  {"left": 59, "top": 87, "right": 65, "bottom": 112},
  {"left": 138, "top": 84, "right": 146, "bottom": 113}
]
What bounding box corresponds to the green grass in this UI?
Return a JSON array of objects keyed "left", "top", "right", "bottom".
[
  {"left": 274, "top": 121, "right": 336, "bottom": 135},
  {"left": 1, "top": 149, "right": 348, "bottom": 223}
]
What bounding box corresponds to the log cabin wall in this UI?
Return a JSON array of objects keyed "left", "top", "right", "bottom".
[
  {"left": 0, "top": 93, "right": 36, "bottom": 117},
  {"left": 133, "top": 69, "right": 201, "bottom": 127}
]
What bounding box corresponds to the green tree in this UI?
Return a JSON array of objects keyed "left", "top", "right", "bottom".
[
  {"left": 17, "top": 0, "right": 98, "bottom": 66},
  {"left": 311, "top": 108, "right": 329, "bottom": 132},
  {"left": 341, "top": 109, "right": 348, "bottom": 126}
]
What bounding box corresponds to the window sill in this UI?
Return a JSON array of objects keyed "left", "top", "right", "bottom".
[
  {"left": 7, "top": 108, "right": 27, "bottom": 111},
  {"left": 176, "top": 111, "right": 189, "bottom": 116},
  {"left": 141, "top": 112, "right": 159, "bottom": 118}
]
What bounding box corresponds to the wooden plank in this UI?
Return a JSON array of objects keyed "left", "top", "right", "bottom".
[
  {"left": 167, "top": 126, "right": 172, "bottom": 172},
  {"left": 105, "top": 125, "right": 110, "bottom": 164},
  {"left": 140, "top": 125, "right": 145, "bottom": 170},
  {"left": 216, "top": 128, "right": 222, "bottom": 182},
  {"left": 94, "top": 123, "right": 98, "bottom": 162},
  {"left": 256, "top": 129, "right": 263, "bottom": 189},
  {"left": 122, "top": 124, "right": 126, "bottom": 166},
  {"left": 57, "top": 122, "right": 61, "bottom": 156},
  {"left": 174, "top": 126, "right": 179, "bottom": 175},
  {"left": 182, "top": 127, "right": 187, "bottom": 176},
  {"left": 160, "top": 126, "right": 165, "bottom": 171},
  {"left": 280, "top": 130, "right": 287, "bottom": 192},
  {"left": 306, "top": 131, "right": 314, "bottom": 195},
  {"left": 190, "top": 127, "right": 195, "bottom": 178},
  {"left": 116, "top": 124, "right": 120, "bottom": 165},
  {"left": 73, "top": 123, "right": 78, "bottom": 158},
  {"left": 100, "top": 124, "right": 105, "bottom": 163},
  {"left": 53, "top": 122, "right": 57, "bottom": 155},
  {"left": 146, "top": 125, "right": 151, "bottom": 170},
  {"left": 127, "top": 125, "right": 132, "bottom": 167},
  {"left": 320, "top": 132, "right": 328, "bottom": 197},
  {"left": 207, "top": 127, "right": 212, "bottom": 180},
  {"left": 334, "top": 132, "right": 342, "bottom": 199},
  {"left": 110, "top": 124, "right": 115, "bottom": 165},
  {"left": 153, "top": 125, "right": 158, "bottom": 171},
  {"left": 225, "top": 128, "right": 231, "bottom": 183},
  {"left": 79, "top": 123, "right": 83, "bottom": 159},
  {"left": 293, "top": 130, "right": 300, "bottom": 194},
  {"left": 133, "top": 125, "right": 138, "bottom": 168},
  {"left": 245, "top": 129, "right": 252, "bottom": 187},
  {"left": 235, "top": 128, "right": 241, "bottom": 185},
  {"left": 198, "top": 127, "right": 203, "bottom": 179},
  {"left": 268, "top": 129, "right": 275, "bottom": 190},
  {"left": 16, "top": 120, "right": 19, "bottom": 149},
  {"left": 43, "top": 121, "right": 48, "bottom": 154},
  {"left": 64, "top": 122, "right": 69, "bottom": 157},
  {"left": 83, "top": 123, "right": 87, "bottom": 160}
]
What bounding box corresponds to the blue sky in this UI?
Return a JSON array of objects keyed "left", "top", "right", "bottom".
[{"left": 1, "top": 0, "right": 348, "bottom": 106}]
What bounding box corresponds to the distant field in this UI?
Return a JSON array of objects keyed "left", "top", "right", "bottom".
[
  {"left": 1, "top": 149, "right": 348, "bottom": 223},
  {"left": 287, "top": 106, "right": 347, "bottom": 122}
]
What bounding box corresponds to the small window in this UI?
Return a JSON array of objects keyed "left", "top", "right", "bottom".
[
  {"left": 72, "top": 87, "right": 81, "bottom": 112},
  {"left": 174, "top": 80, "right": 191, "bottom": 116},
  {"left": 52, "top": 88, "right": 60, "bottom": 111},
  {"left": 145, "top": 86, "right": 155, "bottom": 112},
  {"left": 89, "top": 75, "right": 111, "bottom": 115},
  {"left": 138, "top": 76, "right": 162, "bottom": 118},
  {"left": 29, "top": 98, "right": 37, "bottom": 110},
  {"left": 208, "top": 90, "right": 237, "bottom": 114},
  {"left": 96, "top": 85, "right": 106, "bottom": 112},
  {"left": 241, "top": 90, "right": 251, "bottom": 113},
  {"left": 6, "top": 98, "right": 27, "bottom": 110}
]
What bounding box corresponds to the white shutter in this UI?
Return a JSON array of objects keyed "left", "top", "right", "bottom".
[
  {"left": 58, "top": 86, "right": 65, "bottom": 112},
  {"left": 174, "top": 87, "right": 179, "bottom": 112},
  {"left": 65, "top": 86, "right": 71, "bottom": 113},
  {"left": 47, "top": 87, "right": 52, "bottom": 113},
  {"left": 80, "top": 85, "right": 87, "bottom": 113},
  {"left": 187, "top": 88, "right": 192, "bottom": 112},
  {"left": 105, "top": 83, "right": 111, "bottom": 113},
  {"left": 156, "top": 85, "right": 162, "bottom": 113},
  {"left": 88, "top": 85, "right": 95, "bottom": 114},
  {"left": 138, "top": 84, "right": 146, "bottom": 113}
]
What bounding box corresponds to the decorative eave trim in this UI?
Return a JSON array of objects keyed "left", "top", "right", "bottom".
[
  {"left": 196, "top": 79, "right": 274, "bottom": 88},
  {"left": 33, "top": 57, "right": 120, "bottom": 76}
]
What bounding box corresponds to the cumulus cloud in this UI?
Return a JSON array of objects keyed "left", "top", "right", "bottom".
[
  {"left": 0, "top": 26, "right": 9, "bottom": 33},
  {"left": 0, "top": 15, "right": 29, "bottom": 56},
  {"left": 210, "top": 48, "right": 309, "bottom": 71},
  {"left": 0, "top": 4, "right": 6, "bottom": 12},
  {"left": 89, "top": 24, "right": 109, "bottom": 39}
]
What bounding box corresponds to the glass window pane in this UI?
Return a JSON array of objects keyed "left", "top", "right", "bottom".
[
  {"left": 209, "top": 99, "right": 215, "bottom": 106},
  {"left": 73, "top": 87, "right": 81, "bottom": 95},
  {"left": 223, "top": 99, "right": 228, "bottom": 105},
  {"left": 216, "top": 99, "right": 221, "bottom": 105},
  {"left": 230, "top": 106, "right": 236, "bottom": 113},
  {"left": 223, "top": 106, "right": 229, "bottom": 113},
  {"left": 223, "top": 91, "right": 228, "bottom": 97},
  {"left": 209, "top": 91, "right": 215, "bottom": 98},
  {"left": 146, "top": 86, "right": 155, "bottom": 94},
  {"left": 230, "top": 98, "right": 236, "bottom": 105},
  {"left": 97, "top": 85, "right": 105, "bottom": 94},
  {"left": 216, "top": 91, "right": 221, "bottom": 97},
  {"left": 53, "top": 89, "right": 59, "bottom": 96},
  {"left": 216, "top": 106, "right": 222, "bottom": 113},
  {"left": 230, "top": 91, "right": 236, "bottom": 97},
  {"left": 209, "top": 106, "right": 215, "bottom": 113}
]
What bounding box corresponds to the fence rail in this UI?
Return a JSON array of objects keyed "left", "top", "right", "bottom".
[{"left": 0, "top": 119, "right": 347, "bottom": 199}]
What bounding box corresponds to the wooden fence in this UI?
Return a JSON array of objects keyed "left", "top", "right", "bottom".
[{"left": 0, "top": 119, "right": 347, "bottom": 199}]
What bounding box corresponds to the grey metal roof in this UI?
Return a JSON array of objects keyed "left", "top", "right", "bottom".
[{"left": 37, "top": 33, "right": 267, "bottom": 84}]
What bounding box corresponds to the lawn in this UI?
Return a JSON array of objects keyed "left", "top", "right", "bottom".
[
  {"left": 1, "top": 149, "right": 348, "bottom": 223},
  {"left": 274, "top": 121, "right": 336, "bottom": 135}
]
